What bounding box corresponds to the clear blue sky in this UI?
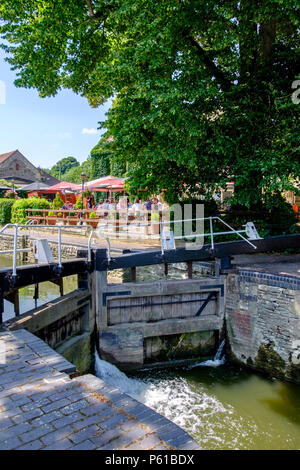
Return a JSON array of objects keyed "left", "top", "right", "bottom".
[{"left": 0, "top": 50, "right": 110, "bottom": 169}]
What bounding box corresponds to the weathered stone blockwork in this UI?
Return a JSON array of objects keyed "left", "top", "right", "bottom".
[{"left": 226, "top": 270, "right": 300, "bottom": 383}]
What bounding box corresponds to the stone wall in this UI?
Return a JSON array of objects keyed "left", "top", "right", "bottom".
[
  {"left": 226, "top": 269, "right": 300, "bottom": 383},
  {"left": 0, "top": 150, "right": 42, "bottom": 182}
]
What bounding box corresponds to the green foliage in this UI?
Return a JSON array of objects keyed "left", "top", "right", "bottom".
[
  {"left": 1, "top": 0, "right": 299, "bottom": 212},
  {"left": 289, "top": 223, "right": 300, "bottom": 234},
  {"left": 82, "top": 190, "right": 92, "bottom": 198},
  {"left": 151, "top": 212, "right": 160, "bottom": 221},
  {"left": 5, "top": 190, "right": 18, "bottom": 199},
  {"left": 223, "top": 192, "right": 297, "bottom": 237},
  {"left": 48, "top": 211, "right": 54, "bottom": 216},
  {"left": 90, "top": 136, "right": 112, "bottom": 178},
  {"left": 76, "top": 196, "right": 83, "bottom": 209},
  {"left": 63, "top": 159, "right": 92, "bottom": 183},
  {"left": 0, "top": 198, "right": 15, "bottom": 225},
  {"left": 89, "top": 135, "right": 126, "bottom": 179},
  {"left": 48, "top": 157, "right": 79, "bottom": 179},
  {"left": 0, "top": 179, "right": 12, "bottom": 198},
  {"left": 52, "top": 192, "right": 64, "bottom": 210},
  {"left": 11, "top": 197, "right": 50, "bottom": 224},
  {"left": 89, "top": 211, "right": 96, "bottom": 218},
  {"left": 0, "top": 179, "right": 12, "bottom": 187}
]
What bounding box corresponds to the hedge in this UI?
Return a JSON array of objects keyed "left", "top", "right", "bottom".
[
  {"left": 0, "top": 198, "right": 15, "bottom": 225},
  {"left": 11, "top": 197, "right": 51, "bottom": 225}
]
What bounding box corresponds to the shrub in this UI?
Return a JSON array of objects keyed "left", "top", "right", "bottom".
[
  {"left": 223, "top": 192, "right": 298, "bottom": 237},
  {"left": 48, "top": 211, "right": 54, "bottom": 216},
  {"left": 11, "top": 197, "right": 51, "bottom": 224},
  {"left": 0, "top": 198, "right": 15, "bottom": 225},
  {"left": 89, "top": 211, "right": 96, "bottom": 218},
  {"left": 4, "top": 189, "right": 19, "bottom": 199},
  {"left": 52, "top": 193, "right": 64, "bottom": 210},
  {"left": 82, "top": 190, "right": 92, "bottom": 198},
  {"left": 76, "top": 196, "right": 83, "bottom": 209},
  {"left": 151, "top": 212, "right": 160, "bottom": 221}
]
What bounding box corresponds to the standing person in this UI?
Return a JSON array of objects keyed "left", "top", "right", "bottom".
[
  {"left": 109, "top": 199, "right": 116, "bottom": 211},
  {"left": 152, "top": 197, "right": 159, "bottom": 211},
  {"left": 102, "top": 199, "right": 109, "bottom": 217},
  {"left": 144, "top": 197, "right": 152, "bottom": 211},
  {"left": 132, "top": 198, "right": 142, "bottom": 217},
  {"left": 144, "top": 197, "right": 152, "bottom": 223},
  {"left": 102, "top": 199, "right": 109, "bottom": 210}
]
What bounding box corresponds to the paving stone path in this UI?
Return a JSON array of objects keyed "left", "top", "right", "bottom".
[{"left": 0, "top": 329, "right": 200, "bottom": 450}]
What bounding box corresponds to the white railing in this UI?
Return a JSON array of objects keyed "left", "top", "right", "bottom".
[
  {"left": 0, "top": 223, "right": 111, "bottom": 276},
  {"left": 0, "top": 216, "right": 261, "bottom": 275},
  {"left": 160, "top": 216, "right": 261, "bottom": 254},
  {"left": 96, "top": 215, "right": 261, "bottom": 255}
]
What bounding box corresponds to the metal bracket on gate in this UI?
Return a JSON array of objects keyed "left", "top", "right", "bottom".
[
  {"left": 244, "top": 222, "right": 262, "bottom": 240},
  {"left": 160, "top": 229, "right": 176, "bottom": 255}
]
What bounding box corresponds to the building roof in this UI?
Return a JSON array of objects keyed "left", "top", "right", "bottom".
[
  {"left": 18, "top": 181, "right": 50, "bottom": 191},
  {"left": 43, "top": 181, "right": 80, "bottom": 191},
  {"left": 0, "top": 150, "right": 18, "bottom": 164},
  {"left": 38, "top": 168, "right": 60, "bottom": 186}
]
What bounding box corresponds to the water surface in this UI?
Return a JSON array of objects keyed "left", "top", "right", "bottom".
[{"left": 95, "top": 352, "right": 300, "bottom": 450}]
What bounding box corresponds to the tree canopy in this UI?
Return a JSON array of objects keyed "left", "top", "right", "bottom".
[
  {"left": 48, "top": 156, "right": 80, "bottom": 179},
  {"left": 63, "top": 158, "right": 92, "bottom": 183},
  {"left": 1, "top": 0, "right": 300, "bottom": 206},
  {"left": 90, "top": 135, "right": 126, "bottom": 178}
]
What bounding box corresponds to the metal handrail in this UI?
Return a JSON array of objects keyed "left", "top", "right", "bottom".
[
  {"left": 0, "top": 222, "right": 115, "bottom": 275},
  {"left": 98, "top": 215, "right": 259, "bottom": 250},
  {"left": 0, "top": 223, "right": 94, "bottom": 276},
  {"left": 168, "top": 216, "right": 258, "bottom": 250}
]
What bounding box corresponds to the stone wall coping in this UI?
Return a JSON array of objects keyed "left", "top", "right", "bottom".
[{"left": 237, "top": 269, "right": 300, "bottom": 290}]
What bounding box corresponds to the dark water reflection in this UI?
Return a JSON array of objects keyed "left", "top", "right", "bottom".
[{"left": 0, "top": 255, "right": 77, "bottom": 322}]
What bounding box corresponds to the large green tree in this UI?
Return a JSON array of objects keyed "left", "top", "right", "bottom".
[
  {"left": 63, "top": 158, "right": 92, "bottom": 182},
  {"left": 49, "top": 156, "right": 80, "bottom": 179},
  {"left": 90, "top": 135, "right": 126, "bottom": 178},
  {"left": 1, "top": 1, "right": 299, "bottom": 206}
]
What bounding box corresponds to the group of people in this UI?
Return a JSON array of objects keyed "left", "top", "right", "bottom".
[
  {"left": 93, "top": 196, "right": 167, "bottom": 214},
  {"left": 62, "top": 195, "right": 168, "bottom": 216}
]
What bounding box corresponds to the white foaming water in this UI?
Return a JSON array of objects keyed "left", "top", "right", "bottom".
[
  {"left": 94, "top": 350, "right": 147, "bottom": 401},
  {"left": 93, "top": 343, "right": 241, "bottom": 449},
  {"left": 93, "top": 346, "right": 299, "bottom": 449},
  {"left": 94, "top": 350, "right": 229, "bottom": 436},
  {"left": 190, "top": 339, "right": 226, "bottom": 369}
]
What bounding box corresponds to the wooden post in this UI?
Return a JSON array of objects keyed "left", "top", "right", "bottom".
[
  {"left": 51, "top": 278, "right": 64, "bottom": 296},
  {"left": 131, "top": 266, "right": 136, "bottom": 282},
  {"left": 22, "top": 235, "right": 28, "bottom": 263},
  {"left": 187, "top": 260, "right": 193, "bottom": 279},
  {"left": 14, "top": 291, "right": 20, "bottom": 317},
  {"left": 164, "top": 263, "right": 168, "bottom": 277},
  {"left": 34, "top": 283, "right": 39, "bottom": 304},
  {"left": 0, "top": 289, "right": 3, "bottom": 324},
  {"left": 95, "top": 248, "right": 108, "bottom": 331}
]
